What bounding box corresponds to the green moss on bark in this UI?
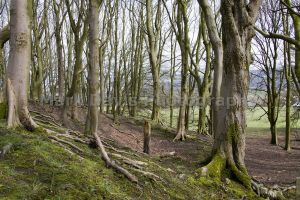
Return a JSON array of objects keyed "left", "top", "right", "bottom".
[
  {"left": 195, "top": 152, "right": 226, "bottom": 179},
  {"left": 0, "top": 102, "right": 7, "bottom": 119}
]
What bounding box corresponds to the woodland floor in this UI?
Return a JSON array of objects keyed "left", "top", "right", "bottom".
[{"left": 29, "top": 102, "right": 300, "bottom": 188}]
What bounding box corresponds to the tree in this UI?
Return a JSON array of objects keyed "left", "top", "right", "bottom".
[
  {"left": 87, "top": 0, "right": 137, "bottom": 183},
  {"left": 255, "top": 0, "right": 300, "bottom": 95},
  {"left": 6, "top": 0, "right": 37, "bottom": 130},
  {"left": 145, "top": 0, "right": 162, "bottom": 122},
  {"left": 283, "top": 9, "right": 292, "bottom": 151},
  {"left": 198, "top": 0, "right": 262, "bottom": 189},
  {"left": 173, "top": 0, "right": 190, "bottom": 140},
  {"left": 53, "top": 0, "right": 66, "bottom": 103},
  {"left": 64, "top": 0, "right": 88, "bottom": 121},
  {"left": 31, "top": 0, "right": 48, "bottom": 101},
  {"left": 253, "top": 0, "right": 284, "bottom": 145},
  {"left": 197, "top": 0, "right": 223, "bottom": 138}
]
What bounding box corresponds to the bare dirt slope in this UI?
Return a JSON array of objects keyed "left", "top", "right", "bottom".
[{"left": 29, "top": 102, "right": 300, "bottom": 187}]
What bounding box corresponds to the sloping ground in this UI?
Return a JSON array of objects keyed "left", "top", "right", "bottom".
[
  {"left": 0, "top": 102, "right": 266, "bottom": 199},
  {"left": 0, "top": 122, "right": 259, "bottom": 199}
]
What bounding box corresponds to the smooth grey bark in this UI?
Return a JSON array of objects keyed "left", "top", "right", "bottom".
[{"left": 6, "top": 0, "right": 37, "bottom": 130}]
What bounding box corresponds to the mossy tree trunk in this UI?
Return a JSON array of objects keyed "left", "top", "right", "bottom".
[
  {"left": 197, "top": 0, "right": 223, "bottom": 139},
  {"left": 283, "top": 11, "right": 291, "bottom": 151},
  {"left": 64, "top": 0, "right": 88, "bottom": 122},
  {"left": 6, "top": 0, "right": 37, "bottom": 131},
  {"left": 53, "top": 0, "right": 65, "bottom": 103},
  {"left": 169, "top": 31, "right": 176, "bottom": 128},
  {"left": 198, "top": 0, "right": 262, "bottom": 189},
  {"left": 197, "top": 14, "right": 211, "bottom": 135},
  {"left": 31, "top": 0, "right": 48, "bottom": 102},
  {"left": 145, "top": 0, "right": 162, "bottom": 123},
  {"left": 0, "top": 25, "right": 9, "bottom": 85},
  {"left": 174, "top": 0, "right": 189, "bottom": 141},
  {"left": 112, "top": 0, "right": 120, "bottom": 122},
  {"left": 86, "top": 0, "right": 102, "bottom": 135},
  {"left": 284, "top": 0, "right": 300, "bottom": 87}
]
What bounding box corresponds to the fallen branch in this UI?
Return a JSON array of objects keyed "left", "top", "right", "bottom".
[{"left": 94, "top": 131, "right": 138, "bottom": 183}]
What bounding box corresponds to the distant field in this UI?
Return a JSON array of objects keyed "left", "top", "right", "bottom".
[{"left": 137, "top": 106, "right": 300, "bottom": 134}]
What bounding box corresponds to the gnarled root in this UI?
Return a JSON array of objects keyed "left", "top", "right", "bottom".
[
  {"left": 173, "top": 129, "right": 186, "bottom": 141},
  {"left": 197, "top": 152, "right": 251, "bottom": 189},
  {"left": 197, "top": 153, "right": 226, "bottom": 178}
]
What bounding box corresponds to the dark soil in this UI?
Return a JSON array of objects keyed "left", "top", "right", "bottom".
[{"left": 245, "top": 133, "right": 300, "bottom": 187}]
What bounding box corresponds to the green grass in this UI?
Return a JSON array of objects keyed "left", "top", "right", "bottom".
[
  {"left": 135, "top": 106, "right": 300, "bottom": 135},
  {"left": 0, "top": 121, "right": 261, "bottom": 199},
  {"left": 246, "top": 107, "right": 300, "bottom": 129}
]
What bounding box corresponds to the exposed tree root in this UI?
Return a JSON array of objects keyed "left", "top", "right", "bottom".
[
  {"left": 198, "top": 152, "right": 252, "bottom": 189},
  {"left": 228, "top": 162, "right": 251, "bottom": 189},
  {"left": 33, "top": 117, "right": 61, "bottom": 129},
  {"left": 56, "top": 133, "right": 89, "bottom": 144},
  {"left": 30, "top": 110, "right": 61, "bottom": 127},
  {"left": 50, "top": 140, "right": 84, "bottom": 160},
  {"left": 173, "top": 129, "right": 186, "bottom": 141},
  {"left": 48, "top": 135, "right": 84, "bottom": 154},
  {"left": 93, "top": 131, "right": 138, "bottom": 183},
  {"left": 198, "top": 153, "right": 226, "bottom": 178}
]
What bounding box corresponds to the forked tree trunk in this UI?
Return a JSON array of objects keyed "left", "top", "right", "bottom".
[
  {"left": 6, "top": 0, "right": 37, "bottom": 130},
  {"left": 198, "top": 0, "right": 262, "bottom": 189},
  {"left": 53, "top": 1, "right": 65, "bottom": 103},
  {"left": 146, "top": 0, "right": 162, "bottom": 123},
  {"left": 64, "top": 0, "right": 88, "bottom": 122},
  {"left": 174, "top": 0, "right": 189, "bottom": 141}
]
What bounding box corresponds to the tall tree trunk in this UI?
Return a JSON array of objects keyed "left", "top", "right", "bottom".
[
  {"left": 146, "top": 0, "right": 161, "bottom": 123},
  {"left": 174, "top": 0, "right": 189, "bottom": 140},
  {"left": 198, "top": 0, "right": 223, "bottom": 139},
  {"left": 112, "top": 0, "right": 120, "bottom": 121},
  {"left": 87, "top": 0, "right": 138, "bottom": 183},
  {"left": 53, "top": 1, "right": 65, "bottom": 103},
  {"left": 7, "top": 0, "right": 37, "bottom": 130},
  {"left": 198, "top": 0, "right": 262, "bottom": 189},
  {"left": 198, "top": 15, "right": 211, "bottom": 135},
  {"left": 64, "top": 0, "right": 88, "bottom": 121},
  {"left": 284, "top": 11, "right": 291, "bottom": 151}
]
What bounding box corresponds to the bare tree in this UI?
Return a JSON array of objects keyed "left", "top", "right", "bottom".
[
  {"left": 198, "top": 0, "right": 262, "bottom": 189},
  {"left": 6, "top": 0, "right": 37, "bottom": 130}
]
